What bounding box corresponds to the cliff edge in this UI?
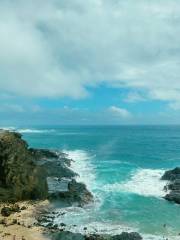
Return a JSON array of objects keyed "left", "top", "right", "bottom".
[{"left": 0, "top": 130, "right": 48, "bottom": 201}]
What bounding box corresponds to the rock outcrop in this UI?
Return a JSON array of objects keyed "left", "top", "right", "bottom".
[
  {"left": 0, "top": 130, "right": 48, "bottom": 201},
  {"left": 50, "top": 179, "right": 93, "bottom": 206},
  {"left": 161, "top": 167, "right": 180, "bottom": 204},
  {"left": 0, "top": 130, "right": 93, "bottom": 206}
]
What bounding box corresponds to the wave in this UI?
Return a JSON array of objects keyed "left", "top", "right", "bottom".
[
  {"left": 18, "top": 128, "right": 55, "bottom": 133},
  {"left": 0, "top": 126, "right": 55, "bottom": 134},
  {"left": 51, "top": 209, "right": 177, "bottom": 240},
  {"left": 103, "top": 169, "right": 168, "bottom": 197},
  {"left": 63, "top": 149, "right": 96, "bottom": 192}
]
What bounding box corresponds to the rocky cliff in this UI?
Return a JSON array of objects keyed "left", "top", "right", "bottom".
[
  {"left": 0, "top": 130, "right": 93, "bottom": 206},
  {"left": 0, "top": 130, "right": 48, "bottom": 201}
]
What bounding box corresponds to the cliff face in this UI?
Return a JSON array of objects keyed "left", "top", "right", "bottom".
[{"left": 0, "top": 131, "right": 48, "bottom": 201}]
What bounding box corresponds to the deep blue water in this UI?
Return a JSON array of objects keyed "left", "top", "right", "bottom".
[{"left": 6, "top": 126, "right": 180, "bottom": 239}]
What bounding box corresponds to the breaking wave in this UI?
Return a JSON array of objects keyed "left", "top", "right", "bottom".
[{"left": 103, "top": 169, "right": 168, "bottom": 197}]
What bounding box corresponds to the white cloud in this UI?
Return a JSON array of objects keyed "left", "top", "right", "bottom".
[
  {"left": 1, "top": 0, "right": 180, "bottom": 106},
  {"left": 108, "top": 106, "right": 132, "bottom": 118}
]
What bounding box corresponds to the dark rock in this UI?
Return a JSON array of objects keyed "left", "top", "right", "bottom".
[
  {"left": 12, "top": 219, "right": 17, "bottom": 224},
  {"left": 56, "top": 179, "right": 93, "bottom": 206},
  {"left": 162, "top": 167, "right": 180, "bottom": 204},
  {"left": 1, "top": 207, "right": 12, "bottom": 217},
  {"left": 161, "top": 167, "right": 180, "bottom": 181},
  {"left": 51, "top": 232, "right": 142, "bottom": 240},
  {"left": 1, "top": 204, "right": 21, "bottom": 217},
  {"left": 85, "top": 234, "right": 105, "bottom": 240},
  {"left": 52, "top": 231, "right": 85, "bottom": 240},
  {"left": 164, "top": 191, "right": 180, "bottom": 204},
  {"left": 111, "top": 232, "right": 142, "bottom": 240},
  {"left": 0, "top": 131, "right": 48, "bottom": 201},
  {"left": 60, "top": 223, "right": 66, "bottom": 227},
  {"left": 21, "top": 206, "right": 27, "bottom": 210}
]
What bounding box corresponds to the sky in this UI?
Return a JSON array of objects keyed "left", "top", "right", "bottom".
[{"left": 1, "top": 0, "right": 180, "bottom": 125}]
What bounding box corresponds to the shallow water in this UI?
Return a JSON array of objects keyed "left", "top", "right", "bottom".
[{"left": 4, "top": 125, "right": 180, "bottom": 239}]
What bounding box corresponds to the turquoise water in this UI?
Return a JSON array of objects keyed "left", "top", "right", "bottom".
[{"left": 8, "top": 126, "right": 180, "bottom": 239}]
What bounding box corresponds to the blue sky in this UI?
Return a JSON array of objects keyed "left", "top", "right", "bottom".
[{"left": 1, "top": 0, "right": 180, "bottom": 125}]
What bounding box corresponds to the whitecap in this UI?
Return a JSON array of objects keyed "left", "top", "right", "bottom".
[
  {"left": 103, "top": 168, "right": 168, "bottom": 197},
  {"left": 63, "top": 149, "right": 96, "bottom": 192},
  {"left": 17, "top": 128, "right": 55, "bottom": 133}
]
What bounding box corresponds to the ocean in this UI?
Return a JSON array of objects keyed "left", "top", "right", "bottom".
[{"left": 5, "top": 125, "right": 180, "bottom": 239}]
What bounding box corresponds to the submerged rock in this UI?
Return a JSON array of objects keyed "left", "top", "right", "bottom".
[
  {"left": 161, "top": 167, "right": 180, "bottom": 204},
  {"left": 0, "top": 131, "right": 48, "bottom": 201}
]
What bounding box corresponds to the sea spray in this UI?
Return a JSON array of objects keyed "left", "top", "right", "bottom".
[{"left": 103, "top": 169, "right": 168, "bottom": 197}]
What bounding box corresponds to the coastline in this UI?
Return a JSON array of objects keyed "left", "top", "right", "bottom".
[{"left": 1, "top": 129, "right": 180, "bottom": 239}]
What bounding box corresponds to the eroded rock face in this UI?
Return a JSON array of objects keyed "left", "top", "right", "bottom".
[
  {"left": 0, "top": 131, "right": 48, "bottom": 201},
  {"left": 161, "top": 167, "right": 180, "bottom": 204}
]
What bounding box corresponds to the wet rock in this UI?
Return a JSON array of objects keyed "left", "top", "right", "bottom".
[
  {"left": 111, "top": 232, "right": 142, "bottom": 240},
  {"left": 60, "top": 223, "right": 66, "bottom": 227},
  {"left": 56, "top": 179, "right": 93, "bottom": 206},
  {"left": 162, "top": 167, "right": 180, "bottom": 204},
  {"left": 161, "top": 167, "right": 180, "bottom": 181},
  {"left": 52, "top": 231, "right": 85, "bottom": 240},
  {"left": 164, "top": 191, "right": 180, "bottom": 204}
]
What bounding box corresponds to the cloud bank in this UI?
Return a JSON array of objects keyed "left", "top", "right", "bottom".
[{"left": 1, "top": 0, "right": 180, "bottom": 107}]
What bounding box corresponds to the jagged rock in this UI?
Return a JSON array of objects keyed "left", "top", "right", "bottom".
[
  {"left": 164, "top": 191, "right": 180, "bottom": 204},
  {"left": 0, "top": 131, "right": 48, "bottom": 201},
  {"left": 55, "top": 179, "right": 93, "bottom": 206},
  {"left": 161, "top": 167, "right": 180, "bottom": 181},
  {"left": 162, "top": 167, "right": 180, "bottom": 204}
]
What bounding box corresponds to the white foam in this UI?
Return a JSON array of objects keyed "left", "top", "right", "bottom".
[
  {"left": 17, "top": 128, "right": 55, "bottom": 133},
  {"left": 103, "top": 169, "right": 168, "bottom": 197},
  {"left": 63, "top": 149, "right": 96, "bottom": 191},
  {"left": 53, "top": 212, "right": 178, "bottom": 240}
]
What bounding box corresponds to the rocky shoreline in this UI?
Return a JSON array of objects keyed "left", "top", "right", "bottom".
[
  {"left": 3, "top": 130, "right": 177, "bottom": 239},
  {"left": 161, "top": 167, "right": 180, "bottom": 204}
]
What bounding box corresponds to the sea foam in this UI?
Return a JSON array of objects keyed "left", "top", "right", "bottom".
[
  {"left": 103, "top": 169, "right": 168, "bottom": 197},
  {"left": 18, "top": 128, "right": 55, "bottom": 133},
  {"left": 63, "top": 149, "right": 96, "bottom": 191}
]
